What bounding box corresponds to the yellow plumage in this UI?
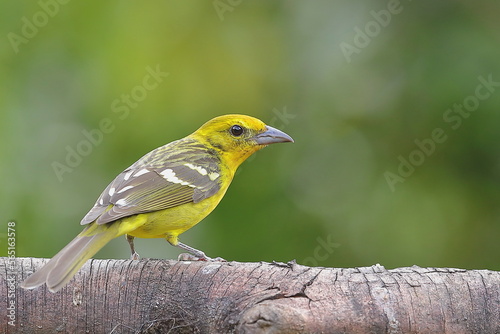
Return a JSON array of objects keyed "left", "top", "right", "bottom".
[{"left": 20, "top": 114, "right": 293, "bottom": 292}]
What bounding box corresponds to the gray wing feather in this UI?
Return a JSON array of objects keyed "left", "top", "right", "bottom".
[{"left": 80, "top": 139, "right": 221, "bottom": 225}]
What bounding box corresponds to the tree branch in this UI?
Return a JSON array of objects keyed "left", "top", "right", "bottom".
[{"left": 1, "top": 257, "right": 499, "bottom": 333}]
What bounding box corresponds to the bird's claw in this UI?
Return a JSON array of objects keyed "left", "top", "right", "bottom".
[{"left": 177, "top": 253, "right": 226, "bottom": 262}]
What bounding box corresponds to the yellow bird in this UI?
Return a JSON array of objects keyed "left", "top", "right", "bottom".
[{"left": 20, "top": 114, "right": 293, "bottom": 292}]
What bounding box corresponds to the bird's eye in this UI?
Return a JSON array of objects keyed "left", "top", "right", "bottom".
[{"left": 230, "top": 125, "right": 244, "bottom": 137}]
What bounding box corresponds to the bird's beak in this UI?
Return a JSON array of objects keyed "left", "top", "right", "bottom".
[{"left": 253, "top": 126, "right": 294, "bottom": 145}]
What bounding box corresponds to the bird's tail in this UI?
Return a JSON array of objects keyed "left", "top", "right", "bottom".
[{"left": 20, "top": 222, "right": 121, "bottom": 293}]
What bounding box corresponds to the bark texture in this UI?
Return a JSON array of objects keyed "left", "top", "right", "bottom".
[{"left": 1, "top": 257, "right": 499, "bottom": 333}]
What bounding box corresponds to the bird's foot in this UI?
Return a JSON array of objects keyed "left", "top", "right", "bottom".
[{"left": 177, "top": 253, "right": 226, "bottom": 262}]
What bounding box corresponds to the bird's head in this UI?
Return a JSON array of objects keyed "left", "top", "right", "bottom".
[{"left": 191, "top": 114, "right": 294, "bottom": 171}]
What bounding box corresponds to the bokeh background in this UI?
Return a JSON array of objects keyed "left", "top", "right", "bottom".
[{"left": 1, "top": 1, "right": 499, "bottom": 270}]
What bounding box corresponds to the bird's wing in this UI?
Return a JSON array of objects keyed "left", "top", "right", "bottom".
[{"left": 80, "top": 140, "right": 222, "bottom": 225}]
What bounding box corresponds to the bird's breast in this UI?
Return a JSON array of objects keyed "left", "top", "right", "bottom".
[{"left": 125, "top": 184, "right": 229, "bottom": 239}]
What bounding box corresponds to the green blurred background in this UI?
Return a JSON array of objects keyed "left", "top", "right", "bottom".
[{"left": 1, "top": 1, "right": 499, "bottom": 270}]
